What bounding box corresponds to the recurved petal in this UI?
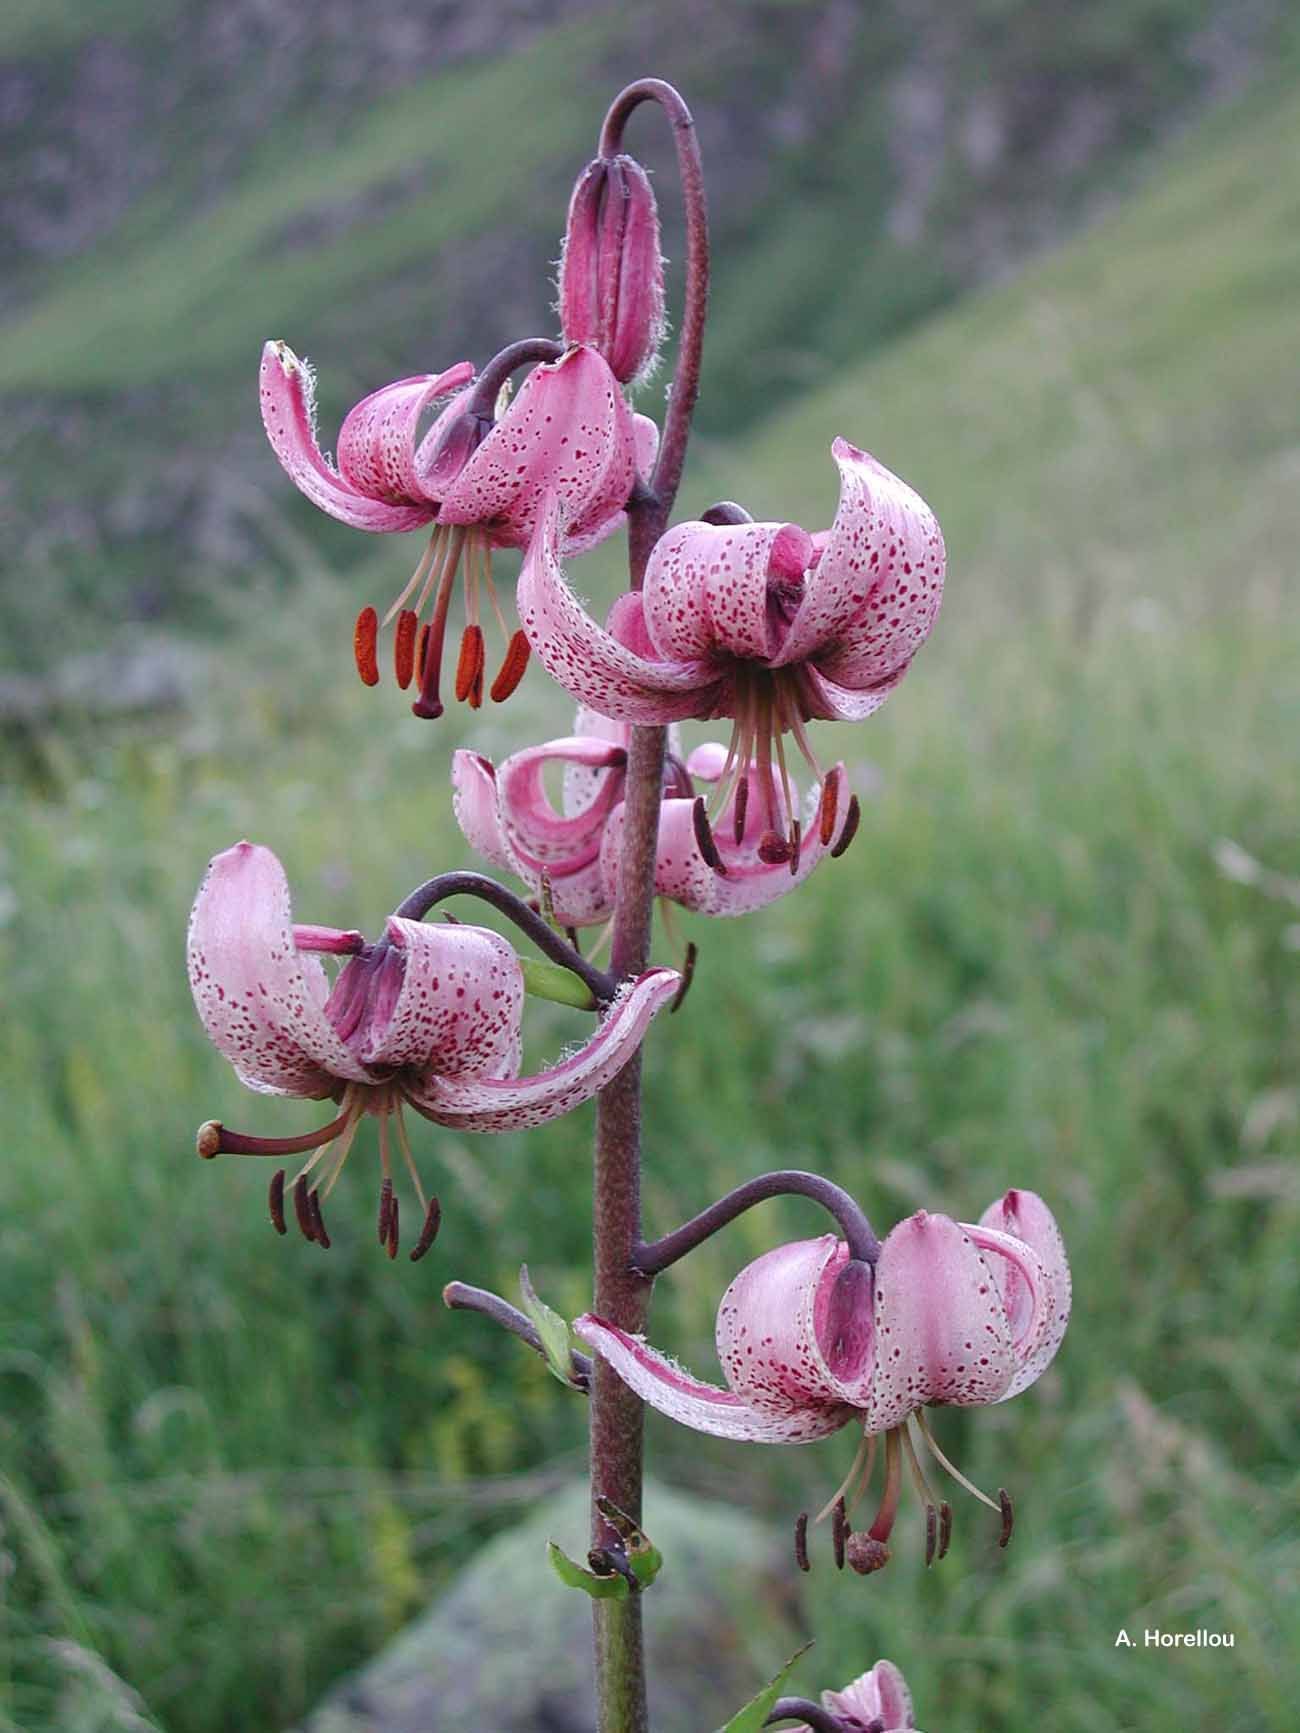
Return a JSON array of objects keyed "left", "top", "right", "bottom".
[
  {"left": 497, "top": 734, "right": 627, "bottom": 866},
  {"left": 865, "top": 1210, "right": 1020, "bottom": 1433},
  {"left": 773, "top": 438, "right": 945, "bottom": 672},
  {"left": 824, "top": 1660, "right": 915, "bottom": 1730},
  {"left": 717, "top": 1236, "right": 876, "bottom": 1413},
  {"left": 799, "top": 661, "right": 906, "bottom": 723},
  {"left": 335, "top": 363, "right": 475, "bottom": 505},
  {"left": 258, "top": 342, "right": 433, "bottom": 532},
  {"left": 187, "top": 841, "right": 372, "bottom": 1094},
  {"left": 516, "top": 497, "right": 719, "bottom": 723},
  {"left": 450, "top": 750, "right": 516, "bottom": 874},
  {"left": 643, "top": 520, "right": 813, "bottom": 662},
  {"left": 403, "top": 967, "right": 680, "bottom": 1131},
  {"left": 365, "top": 918, "right": 524, "bottom": 1079},
  {"left": 437, "top": 345, "right": 637, "bottom": 544},
  {"left": 575, "top": 1315, "right": 855, "bottom": 1443},
  {"left": 977, "top": 1189, "right": 1072, "bottom": 1399},
  {"left": 564, "top": 709, "right": 633, "bottom": 814}
]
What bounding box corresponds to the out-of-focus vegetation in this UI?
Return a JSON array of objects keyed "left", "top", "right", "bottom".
[
  {"left": 2, "top": 0, "right": 1293, "bottom": 671},
  {"left": 2, "top": 14, "right": 1298, "bottom": 1733}
]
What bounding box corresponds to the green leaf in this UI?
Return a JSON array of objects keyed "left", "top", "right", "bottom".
[
  {"left": 714, "top": 1643, "right": 814, "bottom": 1733},
  {"left": 519, "top": 955, "right": 596, "bottom": 1011},
  {"left": 595, "top": 1495, "right": 664, "bottom": 1588},
  {"left": 518, "top": 1265, "right": 581, "bottom": 1389},
  {"left": 546, "top": 1539, "right": 630, "bottom": 1600}
]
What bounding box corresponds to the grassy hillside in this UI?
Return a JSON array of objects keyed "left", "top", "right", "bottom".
[
  {"left": 3, "top": 0, "right": 1293, "bottom": 674},
  {"left": 1, "top": 47, "right": 1298, "bottom": 1733}
]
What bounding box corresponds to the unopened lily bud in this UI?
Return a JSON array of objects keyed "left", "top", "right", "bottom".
[{"left": 559, "top": 154, "right": 665, "bottom": 385}]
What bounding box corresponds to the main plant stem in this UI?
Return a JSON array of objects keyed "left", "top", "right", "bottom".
[{"left": 588, "top": 78, "right": 709, "bottom": 1733}]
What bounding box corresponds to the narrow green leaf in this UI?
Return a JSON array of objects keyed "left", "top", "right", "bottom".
[
  {"left": 519, "top": 955, "right": 596, "bottom": 1010},
  {"left": 715, "top": 1643, "right": 814, "bottom": 1733},
  {"left": 546, "top": 1539, "right": 630, "bottom": 1600},
  {"left": 518, "top": 1265, "right": 581, "bottom": 1389}
]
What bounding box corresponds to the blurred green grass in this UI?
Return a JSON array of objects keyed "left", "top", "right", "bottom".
[{"left": 2, "top": 50, "right": 1299, "bottom": 1733}]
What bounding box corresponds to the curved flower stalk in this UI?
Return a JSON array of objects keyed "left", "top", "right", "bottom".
[
  {"left": 516, "top": 439, "right": 943, "bottom": 863},
  {"left": 576, "top": 1190, "right": 1070, "bottom": 1568},
  {"left": 780, "top": 1658, "right": 917, "bottom": 1733},
  {"left": 187, "top": 842, "right": 679, "bottom": 1253},
  {"left": 259, "top": 339, "right": 656, "bottom": 716},
  {"left": 451, "top": 708, "right": 859, "bottom": 928}
]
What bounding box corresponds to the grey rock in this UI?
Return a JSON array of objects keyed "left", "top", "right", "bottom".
[{"left": 303, "top": 1480, "right": 799, "bottom": 1733}]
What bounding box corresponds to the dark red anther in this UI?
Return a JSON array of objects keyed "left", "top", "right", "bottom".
[
  {"left": 819, "top": 770, "right": 840, "bottom": 846},
  {"left": 669, "top": 940, "right": 698, "bottom": 1014},
  {"left": 924, "top": 1503, "right": 937, "bottom": 1568},
  {"left": 489, "top": 629, "right": 531, "bottom": 703},
  {"left": 308, "top": 1187, "right": 331, "bottom": 1250},
  {"left": 830, "top": 793, "right": 861, "bottom": 859},
  {"left": 938, "top": 1500, "right": 953, "bottom": 1560},
  {"left": 757, "top": 829, "right": 792, "bottom": 865},
  {"left": 292, "top": 1175, "right": 316, "bottom": 1243},
  {"left": 998, "top": 1488, "right": 1014, "bottom": 1548},
  {"left": 393, "top": 609, "right": 418, "bottom": 689},
  {"left": 832, "top": 1496, "right": 848, "bottom": 1570},
  {"left": 691, "top": 797, "right": 728, "bottom": 875},
  {"left": 455, "top": 624, "right": 485, "bottom": 707},
  {"left": 733, "top": 774, "right": 749, "bottom": 843},
  {"left": 409, "top": 1195, "right": 442, "bottom": 1263},
  {"left": 416, "top": 621, "right": 431, "bottom": 682},
  {"left": 793, "top": 1511, "right": 810, "bottom": 1573},
  {"left": 789, "top": 817, "right": 802, "bottom": 877},
  {"left": 377, "top": 1177, "right": 393, "bottom": 1248},
  {"left": 386, "top": 1193, "right": 400, "bottom": 1260},
  {"left": 353, "top": 606, "right": 380, "bottom": 687},
  {"left": 268, "top": 1169, "right": 287, "bottom": 1236}
]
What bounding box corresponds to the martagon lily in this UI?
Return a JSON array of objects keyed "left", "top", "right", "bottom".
[
  {"left": 187, "top": 842, "right": 678, "bottom": 1254},
  {"left": 450, "top": 707, "right": 859, "bottom": 928},
  {"left": 576, "top": 1190, "right": 1069, "bottom": 1567},
  {"left": 516, "top": 439, "right": 943, "bottom": 866},
  {"left": 258, "top": 339, "right": 656, "bottom": 716}
]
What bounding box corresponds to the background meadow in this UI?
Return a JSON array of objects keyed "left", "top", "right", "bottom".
[{"left": 1, "top": 4, "right": 1297, "bottom": 1729}]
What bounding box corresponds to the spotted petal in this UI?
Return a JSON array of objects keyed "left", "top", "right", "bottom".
[
  {"left": 437, "top": 346, "right": 638, "bottom": 548},
  {"left": 773, "top": 438, "right": 945, "bottom": 675},
  {"left": 363, "top": 918, "right": 524, "bottom": 1080},
  {"left": 187, "top": 841, "right": 372, "bottom": 1095},
  {"left": 642, "top": 519, "right": 813, "bottom": 663},
  {"left": 517, "top": 496, "right": 719, "bottom": 723},
  {"left": 978, "top": 1189, "right": 1071, "bottom": 1399},
  {"left": 575, "top": 1314, "right": 855, "bottom": 1443},
  {"left": 259, "top": 342, "right": 442, "bottom": 532},
  {"left": 335, "top": 364, "right": 475, "bottom": 505},
  {"left": 717, "top": 1235, "right": 876, "bottom": 1413},
  {"left": 403, "top": 967, "right": 680, "bottom": 1131},
  {"left": 865, "top": 1210, "right": 1024, "bottom": 1433}
]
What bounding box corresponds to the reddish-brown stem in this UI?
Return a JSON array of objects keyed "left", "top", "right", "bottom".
[
  {"left": 587, "top": 78, "right": 709, "bottom": 1733},
  {"left": 634, "top": 1169, "right": 880, "bottom": 1274}
]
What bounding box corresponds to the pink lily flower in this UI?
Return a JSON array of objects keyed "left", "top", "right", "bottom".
[
  {"left": 800, "top": 1659, "right": 917, "bottom": 1733},
  {"left": 451, "top": 709, "right": 859, "bottom": 928},
  {"left": 516, "top": 440, "right": 943, "bottom": 863},
  {"left": 259, "top": 340, "right": 657, "bottom": 716},
  {"left": 188, "top": 842, "right": 678, "bottom": 1253},
  {"left": 576, "top": 1190, "right": 1069, "bottom": 1568}
]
